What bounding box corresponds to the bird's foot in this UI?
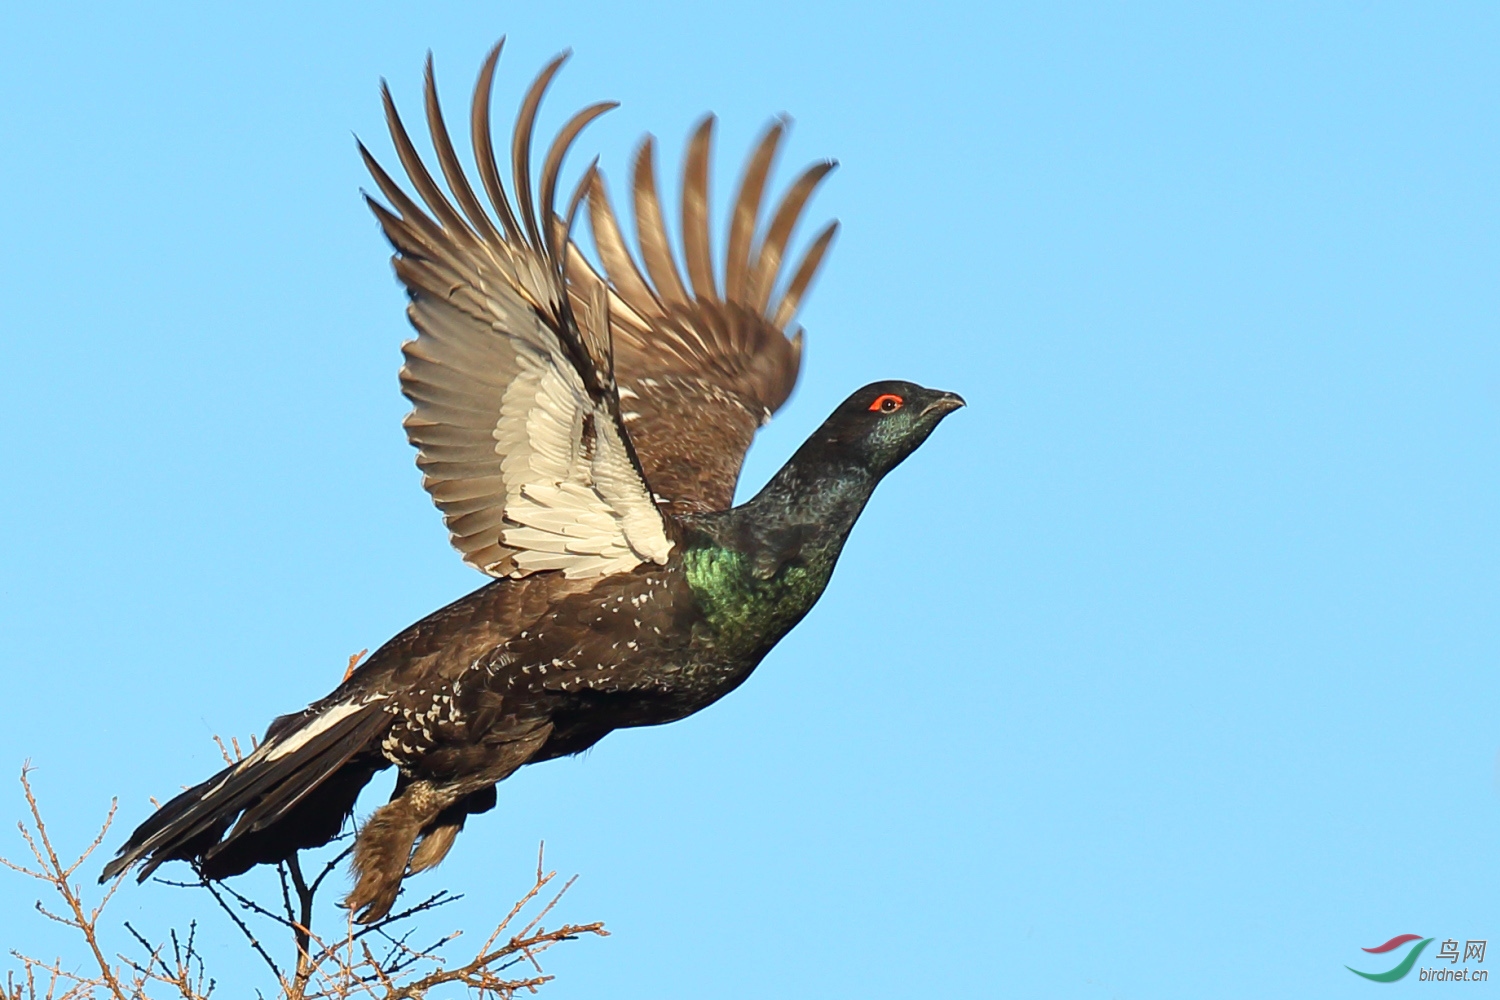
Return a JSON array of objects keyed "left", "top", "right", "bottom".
[{"left": 345, "top": 794, "right": 430, "bottom": 923}]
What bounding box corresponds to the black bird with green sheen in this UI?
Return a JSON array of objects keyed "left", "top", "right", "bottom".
[{"left": 103, "top": 42, "right": 963, "bottom": 922}]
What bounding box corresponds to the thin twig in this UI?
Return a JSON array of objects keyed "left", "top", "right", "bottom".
[
  {"left": 6, "top": 760, "right": 605, "bottom": 1000},
  {"left": 193, "top": 875, "right": 285, "bottom": 986}
]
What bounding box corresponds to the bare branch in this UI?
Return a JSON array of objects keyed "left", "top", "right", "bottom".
[
  {"left": 3, "top": 767, "right": 131, "bottom": 1000},
  {"left": 6, "top": 764, "right": 605, "bottom": 1000}
]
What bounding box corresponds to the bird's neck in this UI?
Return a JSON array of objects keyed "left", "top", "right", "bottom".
[
  {"left": 679, "top": 450, "right": 876, "bottom": 653},
  {"left": 740, "top": 448, "right": 876, "bottom": 555}
]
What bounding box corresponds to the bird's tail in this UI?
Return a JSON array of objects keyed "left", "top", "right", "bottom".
[{"left": 101, "top": 696, "right": 389, "bottom": 883}]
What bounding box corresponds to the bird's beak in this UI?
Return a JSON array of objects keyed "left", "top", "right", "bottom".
[{"left": 922, "top": 391, "right": 966, "bottom": 417}]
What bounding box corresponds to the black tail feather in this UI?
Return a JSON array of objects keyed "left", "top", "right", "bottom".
[
  {"left": 199, "top": 758, "right": 380, "bottom": 879},
  {"left": 101, "top": 702, "right": 388, "bottom": 883}
]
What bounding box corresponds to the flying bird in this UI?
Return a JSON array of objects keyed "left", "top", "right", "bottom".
[{"left": 104, "top": 40, "right": 963, "bottom": 922}]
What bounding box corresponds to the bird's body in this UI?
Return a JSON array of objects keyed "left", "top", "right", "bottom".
[
  {"left": 323, "top": 448, "right": 864, "bottom": 765},
  {"left": 104, "top": 39, "right": 962, "bottom": 921},
  {"left": 331, "top": 457, "right": 870, "bottom": 782}
]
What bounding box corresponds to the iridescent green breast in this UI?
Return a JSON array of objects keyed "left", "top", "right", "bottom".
[{"left": 681, "top": 541, "right": 837, "bottom": 662}]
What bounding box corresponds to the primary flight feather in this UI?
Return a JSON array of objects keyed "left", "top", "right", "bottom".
[{"left": 104, "top": 39, "right": 963, "bottom": 922}]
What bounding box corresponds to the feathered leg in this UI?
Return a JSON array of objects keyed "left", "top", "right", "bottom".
[
  {"left": 346, "top": 780, "right": 447, "bottom": 922},
  {"left": 408, "top": 785, "right": 497, "bottom": 874},
  {"left": 345, "top": 728, "right": 549, "bottom": 923},
  {"left": 407, "top": 822, "right": 461, "bottom": 874}
]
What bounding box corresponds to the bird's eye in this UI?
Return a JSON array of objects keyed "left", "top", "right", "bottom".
[{"left": 869, "top": 393, "right": 904, "bottom": 413}]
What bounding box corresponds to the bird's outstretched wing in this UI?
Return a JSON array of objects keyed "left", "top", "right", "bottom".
[
  {"left": 569, "top": 119, "right": 839, "bottom": 515},
  {"left": 363, "top": 42, "right": 673, "bottom": 579}
]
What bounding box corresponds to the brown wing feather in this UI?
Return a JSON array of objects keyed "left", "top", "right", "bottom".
[
  {"left": 582, "top": 176, "right": 661, "bottom": 324},
  {"left": 424, "top": 55, "right": 505, "bottom": 249},
  {"left": 469, "top": 41, "right": 525, "bottom": 244},
  {"left": 748, "top": 160, "right": 838, "bottom": 314},
  {"left": 366, "top": 45, "right": 673, "bottom": 579},
  {"left": 680, "top": 116, "right": 718, "bottom": 303},
  {"left": 630, "top": 137, "right": 693, "bottom": 311},
  {"left": 511, "top": 52, "right": 569, "bottom": 252},
  {"left": 573, "top": 121, "right": 838, "bottom": 515},
  {"left": 725, "top": 122, "right": 784, "bottom": 304},
  {"left": 773, "top": 220, "right": 839, "bottom": 330}
]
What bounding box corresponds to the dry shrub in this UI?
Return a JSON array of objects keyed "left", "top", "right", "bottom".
[{"left": 3, "top": 763, "right": 606, "bottom": 1000}]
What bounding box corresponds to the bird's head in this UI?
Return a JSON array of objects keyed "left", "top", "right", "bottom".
[{"left": 808, "top": 380, "right": 965, "bottom": 477}]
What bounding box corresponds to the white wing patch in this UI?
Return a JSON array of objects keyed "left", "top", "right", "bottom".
[
  {"left": 402, "top": 292, "right": 674, "bottom": 581},
  {"left": 492, "top": 346, "right": 673, "bottom": 578}
]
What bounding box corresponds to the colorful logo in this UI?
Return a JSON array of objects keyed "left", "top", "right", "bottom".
[{"left": 1347, "top": 934, "right": 1433, "bottom": 983}]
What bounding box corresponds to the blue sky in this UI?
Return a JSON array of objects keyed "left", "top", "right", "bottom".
[{"left": 1, "top": 3, "right": 1497, "bottom": 997}]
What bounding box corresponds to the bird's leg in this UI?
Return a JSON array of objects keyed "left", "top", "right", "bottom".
[
  {"left": 408, "top": 785, "right": 497, "bottom": 873},
  {"left": 345, "top": 727, "right": 550, "bottom": 923},
  {"left": 406, "top": 820, "right": 461, "bottom": 874},
  {"left": 346, "top": 779, "right": 449, "bottom": 923}
]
